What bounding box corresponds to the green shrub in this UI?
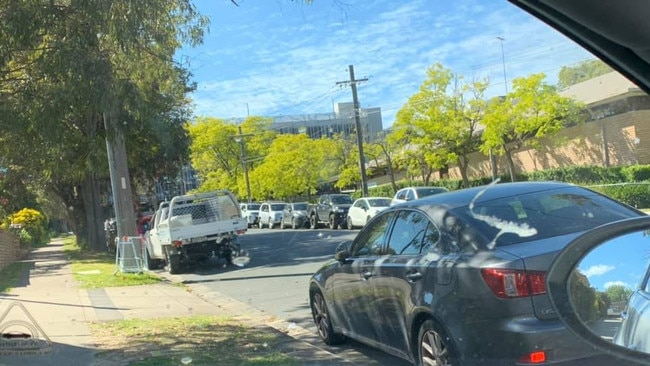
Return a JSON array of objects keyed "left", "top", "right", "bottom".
[
  {"left": 589, "top": 183, "right": 650, "bottom": 209},
  {"left": 525, "top": 166, "right": 623, "bottom": 184},
  {"left": 621, "top": 165, "right": 650, "bottom": 182}
]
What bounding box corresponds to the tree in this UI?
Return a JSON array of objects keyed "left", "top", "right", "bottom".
[
  {"left": 0, "top": 1, "right": 208, "bottom": 249},
  {"left": 365, "top": 133, "right": 400, "bottom": 194},
  {"left": 187, "top": 117, "right": 241, "bottom": 193},
  {"left": 481, "top": 73, "right": 584, "bottom": 182},
  {"left": 558, "top": 59, "right": 613, "bottom": 89},
  {"left": 389, "top": 63, "right": 487, "bottom": 187},
  {"left": 249, "top": 134, "right": 329, "bottom": 200},
  {"left": 605, "top": 284, "right": 634, "bottom": 303}
]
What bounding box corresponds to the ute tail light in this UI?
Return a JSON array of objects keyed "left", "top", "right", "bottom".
[
  {"left": 481, "top": 268, "right": 546, "bottom": 298},
  {"left": 172, "top": 240, "right": 183, "bottom": 247},
  {"left": 518, "top": 350, "right": 547, "bottom": 364}
]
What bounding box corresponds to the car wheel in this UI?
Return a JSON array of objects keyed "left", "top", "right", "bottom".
[
  {"left": 310, "top": 290, "right": 345, "bottom": 345},
  {"left": 346, "top": 216, "right": 354, "bottom": 230},
  {"left": 310, "top": 215, "right": 318, "bottom": 229},
  {"left": 144, "top": 247, "right": 159, "bottom": 270},
  {"left": 329, "top": 215, "right": 337, "bottom": 230},
  {"left": 417, "top": 320, "right": 456, "bottom": 366},
  {"left": 259, "top": 219, "right": 264, "bottom": 229},
  {"left": 281, "top": 218, "right": 286, "bottom": 229},
  {"left": 269, "top": 218, "right": 274, "bottom": 229},
  {"left": 165, "top": 247, "right": 182, "bottom": 275},
  {"left": 291, "top": 218, "right": 298, "bottom": 229}
]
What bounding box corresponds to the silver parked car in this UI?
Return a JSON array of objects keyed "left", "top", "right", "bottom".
[{"left": 280, "top": 202, "right": 309, "bottom": 229}]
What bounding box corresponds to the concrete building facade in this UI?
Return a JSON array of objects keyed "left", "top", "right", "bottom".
[{"left": 271, "top": 102, "right": 383, "bottom": 142}]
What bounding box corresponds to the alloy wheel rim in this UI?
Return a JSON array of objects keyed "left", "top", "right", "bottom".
[
  {"left": 312, "top": 293, "right": 329, "bottom": 339},
  {"left": 421, "top": 329, "right": 449, "bottom": 366}
]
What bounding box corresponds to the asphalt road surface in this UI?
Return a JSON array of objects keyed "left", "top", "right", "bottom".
[{"left": 173, "top": 227, "right": 411, "bottom": 366}]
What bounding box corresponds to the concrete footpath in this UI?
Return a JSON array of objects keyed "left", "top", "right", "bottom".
[{"left": 0, "top": 240, "right": 350, "bottom": 366}]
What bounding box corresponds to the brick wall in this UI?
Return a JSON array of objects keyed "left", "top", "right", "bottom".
[
  {"left": 446, "top": 110, "right": 650, "bottom": 180},
  {"left": 0, "top": 231, "right": 20, "bottom": 271}
]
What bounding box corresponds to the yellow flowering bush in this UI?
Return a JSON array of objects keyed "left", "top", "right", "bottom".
[{"left": 7, "top": 208, "right": 47, "bottom": 247}]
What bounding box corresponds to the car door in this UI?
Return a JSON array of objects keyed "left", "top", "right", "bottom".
[
  {"left": 370, "top": 209, "right": 442, "bottom": 354},
  {"left": 330, "top": 211, "right": 396, "bottom": 342},
  {"left": 616, "top": 263, "right": 650, "bottom": 351},
  {"left": 349, "top": 199, "right": 365, "bottom": 226}
]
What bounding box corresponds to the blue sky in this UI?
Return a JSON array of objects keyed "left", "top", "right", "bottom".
[
  {"left": 578, "top": 231, "right": 650, "bottom": 291},
  {"left": 178, "top": 0, "right": 595, "bottom": 127}
]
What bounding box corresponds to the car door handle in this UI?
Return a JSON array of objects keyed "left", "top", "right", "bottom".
[
  {"left": 405, "top": 272, "right": 423, "bottom": 282},
  {"left": 361, "top": 270, "right": 374, "bottom": 279}
]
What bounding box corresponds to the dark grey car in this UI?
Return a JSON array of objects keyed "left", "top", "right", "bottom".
[
  {"left": 309, "top": 182, "right": 643, "bottom": 365},
  {"left": 281, "top": 202, "right": 310, "bottom": 229}
]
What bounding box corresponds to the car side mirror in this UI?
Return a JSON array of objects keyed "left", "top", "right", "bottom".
[
  {"left": 547, "top": 216, "right": 650, "bottom": 366},
  {"left": 334, "top": 241, "right": 352, "bottom": 262}
]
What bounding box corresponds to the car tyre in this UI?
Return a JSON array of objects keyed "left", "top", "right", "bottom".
[
  {"left": 165, "top": 247, "right": 182, "bottom": 275},
  {"left": 291, "top": 218, "right": 298, "bottom": 229},
  {"left": 144, "top": 247, "right": 160, "bottom": 270},
  {"left": 268, "top": 218, "right": 274, "bottom": 229},
  {"left": 417, "top": 320, "right": 456, "bottom": 366},
  {"left": 310, "top": 290, "right": 346, "bottom": 345},
  {"left": 346, "top": 216, "right": 354, "bottom": 230},
  {"left": 258, "top": 219, "right": 264, "bottom": 229},
  {"left": 310, "top": 215, "right": 318, "bottom": 229},
  {"left": 329, "top": 215, "right": 337, "bottom": 230}
]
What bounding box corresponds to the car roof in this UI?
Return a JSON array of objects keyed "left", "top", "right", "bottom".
[{"left": 395, "top": 181, "right": 579, "bottom": 210}]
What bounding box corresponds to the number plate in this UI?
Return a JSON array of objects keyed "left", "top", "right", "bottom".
[{"left": 189, "top": 236, "right": 208, "bottom": 243}]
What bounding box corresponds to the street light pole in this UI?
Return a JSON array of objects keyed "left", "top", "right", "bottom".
[{"left": 497, "top": 36, "right": 508, "bottom": 94}]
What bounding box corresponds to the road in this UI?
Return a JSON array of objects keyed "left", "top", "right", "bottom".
[{"left": 171, "top": 227, "right": 411, "bottom": 365}]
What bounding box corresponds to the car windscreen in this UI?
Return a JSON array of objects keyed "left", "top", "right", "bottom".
[
  {"left": 271, "top": 204, "right": 286, "bottom": 211},
  {"left": 292, "top": 203, "right": 308, "bottom": 210},
  {"left": 416, "top": 187, "right": 448, "bottom": 197},
  {"left": 451, "top": 187, "right": 640, "bottom": 247},
  {"left": 368, "top": 198, "right": 392, "bottom": 207},
  {"left": 248, "top": 204, "right": 261, "bottom": 210},
  {"left": 331, "top": 196, "right": 353, "bottom": 204}
]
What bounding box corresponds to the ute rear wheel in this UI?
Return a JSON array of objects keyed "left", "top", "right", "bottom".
[
  {"left": 346, "top": 216, "right": 354, "bottom": 230},
  {"left": 165, "top": 247, "right": 182, "bottom": 275}
]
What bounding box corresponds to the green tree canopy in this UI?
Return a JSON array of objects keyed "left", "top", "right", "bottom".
[
  {"left": 481, "top": 73, "right": 584, "bottom": 181},
  {"left": 558, "top": 59, "right": 613, "bottom": 89}
]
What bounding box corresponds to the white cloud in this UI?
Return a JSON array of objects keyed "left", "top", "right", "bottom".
[
  {"left": 186, "top": 0, "right": 593, "bottom": 127},
  {"left": 604, "top": 281, "right": 631, "bottom": 289},
  {"left": 582, "top": 264, "right": 615, "bottom": 277}
]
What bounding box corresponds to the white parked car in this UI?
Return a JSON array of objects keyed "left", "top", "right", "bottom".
[
  {"left": 240, "top": 202, "right": 261, "bottom": 228},
  {"left": 258, "top": 201, "right": 287, "bottom": 229},
  {"left": 346, "top": 197, "right": 392, "bottom": 229},
  {"left": 391, "top": 186, "right": 448, "bottom": 205}
]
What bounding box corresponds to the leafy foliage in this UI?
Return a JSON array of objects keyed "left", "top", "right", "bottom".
[
  {"left": 390, "top": 63, "right": 487, "bottom": 187},
  {"left": 557, "top": 59, "right": 613, "bottom": 89},
  {"left": 481, "top": 73, "right": 585, "bottom": 181}
]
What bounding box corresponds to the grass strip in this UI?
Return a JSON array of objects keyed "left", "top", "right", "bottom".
[{"left": 90, "top": 315, "right": 299, "bottom": 366}]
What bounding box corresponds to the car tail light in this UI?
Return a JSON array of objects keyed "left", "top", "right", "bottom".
[
  {"left": 481, "top": 268, "right": 546, "bottom": 298},
  {"left": 172, "top": 240, "right": 183, "bottom": 247},
  {"left": 236, "top": 229, "right": 246, "bottom": 235},
  {"left": 518, "top": 350, "right": 547, "bottom": 364}
]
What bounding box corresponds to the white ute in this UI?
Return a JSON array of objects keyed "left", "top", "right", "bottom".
[{"left": 143, "top": 190, "right": 247, "bottom": 274}]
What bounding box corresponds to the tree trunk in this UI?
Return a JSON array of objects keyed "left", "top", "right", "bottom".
[
  {"left": 457, "top": 156, "right": 470, "bottom": 188},
  {"left": 80, "top": 173, "right": 105, "bottom": 251},
  {"left": 504, "top": 145, "right": 517, "bottom": 182}
]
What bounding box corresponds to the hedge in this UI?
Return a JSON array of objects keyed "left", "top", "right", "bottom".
[{"left": 359, "top": 164, "right": 650, "bottom": 209}]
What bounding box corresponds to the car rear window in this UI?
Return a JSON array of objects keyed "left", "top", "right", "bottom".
[
  {"left": 416, "top": 187, "right": 448, "bottom": 198},
  {"left": 452, "top": 187, "right": 640, "bottom": 247}
]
